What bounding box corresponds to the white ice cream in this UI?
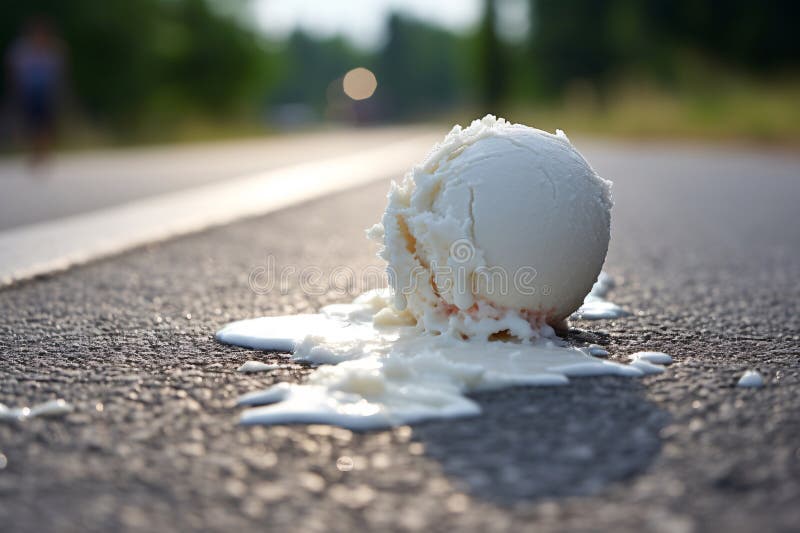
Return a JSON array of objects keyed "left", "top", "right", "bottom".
[
  {"left": 737, "top": 370, "right": 764, "bottom": 388},
  {"left": 370, "top": 115, "right": 612, "bottom": 339},
  {"left": 218, "top": 287, "right": 661, "bottom": 430},
  {"left": 215, "top": 116, "right": 658, "bottom": 430}
]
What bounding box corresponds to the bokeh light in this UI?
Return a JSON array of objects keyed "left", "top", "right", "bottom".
[{"left": 342, "top": 68, "right": 378, "bottom": 100}]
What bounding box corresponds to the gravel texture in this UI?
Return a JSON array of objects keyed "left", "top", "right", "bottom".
[{"left": 1, "top": 141, "right": 799, "bottom": 532}]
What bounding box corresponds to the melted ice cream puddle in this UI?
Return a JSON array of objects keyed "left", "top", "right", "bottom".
[
  {"left": 217, "top": 275, "right": 666, "bottom": 430},
  {"left": 737, "top": 370, "right": 764, "bottom": 388},
  {"left": 237, "top": 361, "right": 281, "bottom": 373},
  {"left": 0, "top": 399, "right": 73, "bottom": 422},
  {"left": 571, "top": 271, "right": 630, "bottom": 321},
  {"left": 627, "top": 352, "right": 673, "bottom": 375}
]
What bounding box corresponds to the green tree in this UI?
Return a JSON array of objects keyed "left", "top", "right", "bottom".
[
  {"left": 529, "top": 0, "right": 619, "bottom": 95},
  {"left": 375, "top": 14, "right": 465, "bottom": 120},
  {"left": 1, "top": 0, "right": 266, "bottom": 138},
  {"left": 477, "top": 0, "right": 507, "bottom": 110}
]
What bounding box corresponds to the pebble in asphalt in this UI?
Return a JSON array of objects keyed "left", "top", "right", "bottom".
[{"left": 0, "top": 142, "right": 799, "bottom": 532}]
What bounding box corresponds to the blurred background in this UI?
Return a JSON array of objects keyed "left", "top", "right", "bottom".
[{"left": 1, "top": 0, "right": 799, "bottom": 154}]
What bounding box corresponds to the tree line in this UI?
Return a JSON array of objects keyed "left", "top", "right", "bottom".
[{"left": 2, "top": 0, "right": 797, "bottom": 138}]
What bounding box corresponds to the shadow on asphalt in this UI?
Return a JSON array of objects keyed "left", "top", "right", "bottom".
[{"left": 412, "top": 378, "right": 668, "bottom": 505}]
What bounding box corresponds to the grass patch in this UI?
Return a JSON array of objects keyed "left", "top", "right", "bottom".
[{"left": 501, "top": 77, "right": 800, "bottom": 145}]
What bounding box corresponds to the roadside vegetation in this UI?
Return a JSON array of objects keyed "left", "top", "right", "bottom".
[{"left": 2, "top": 0, "right": 798, "bottom": 148}]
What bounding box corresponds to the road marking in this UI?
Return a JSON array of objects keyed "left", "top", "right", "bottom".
[{"left": 0, "top": 134, "right": 437, "bottom": 286}]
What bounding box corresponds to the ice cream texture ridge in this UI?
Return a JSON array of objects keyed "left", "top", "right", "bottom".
[
  {"left": 368, "top": 114, "right": 613, "bottom": 340},
  {"left": 216, "top": 115, "right": 663, "bottom": 430}
]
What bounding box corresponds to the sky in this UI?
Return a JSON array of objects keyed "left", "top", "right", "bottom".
[{"left": 253, "top": 0, "right": 529, "bottom": 50}]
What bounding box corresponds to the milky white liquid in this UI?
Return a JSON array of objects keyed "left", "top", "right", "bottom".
[
  {"left": 237, "top": 361, "right": 281, "bottom": 373},
  {"left": 0, "top": 399, "right": 72, "bottom": 422},
  {"left": 571, "top": 272, "right": 629, "bottom": 321},
  {"left": 217, "top": 273, "right": 668, "bottom": 430},
  {"left": 737, "top": 370, "right": 764, "bottom": 388}
]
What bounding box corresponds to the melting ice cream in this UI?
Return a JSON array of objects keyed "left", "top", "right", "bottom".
[
  {"left": 217, "top": 115, "right": 668, "bottom": 430},
  {"left": 371, "top": 115, "right": 612, "bottom": 338}
]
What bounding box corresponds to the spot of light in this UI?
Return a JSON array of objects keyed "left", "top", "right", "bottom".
[
  {"left": 342, "top": 67, "right": 377, "bottom": 101},
  {"left": 336, "top": 455, "right": 354, "bottom": 471}
]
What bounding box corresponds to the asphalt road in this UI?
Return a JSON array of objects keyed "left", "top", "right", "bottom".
[
  {"left": 1, "top": 138, "right": 799, "bottom": 532},
  {"left": 0, "top": 125, "right": 431, "bottom": 230}
]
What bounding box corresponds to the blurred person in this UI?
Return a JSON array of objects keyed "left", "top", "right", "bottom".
[{"left": 5, "top": 17, "right": 66, "bottom": 165}]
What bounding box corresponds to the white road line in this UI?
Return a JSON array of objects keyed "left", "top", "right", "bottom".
[{"left": 0, "top": 134, "right": 437, "bottom": 286}]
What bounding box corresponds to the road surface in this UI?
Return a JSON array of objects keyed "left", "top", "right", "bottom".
[
  {"left": 0, "top": 133, "right": 799, "bottom": 532},
  {"left": 0, "top": 125, "right": 433, "bottom": 231}
]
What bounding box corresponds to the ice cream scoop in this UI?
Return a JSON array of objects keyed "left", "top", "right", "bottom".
[
  {"left": 370, "top": 115, "right": 612, "bottom": 339},
  {"left": 214, "top": 116, "right": 665, "bottom": 430}
]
